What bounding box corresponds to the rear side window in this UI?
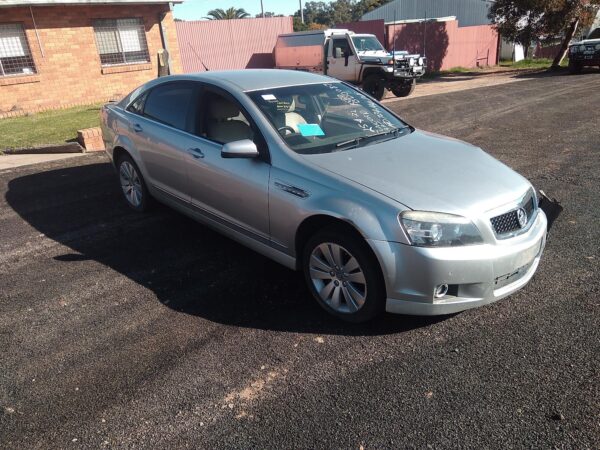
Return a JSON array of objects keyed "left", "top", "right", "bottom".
[
  {"left": 143, "top": 82, "right": 196, "bottom": 131},
  {"left": 127, "top": 91, "right": 147, "bottom": 115}
]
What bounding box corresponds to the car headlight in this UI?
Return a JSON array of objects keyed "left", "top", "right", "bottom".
[
  {"left": 409, "top": 57, "right": 415, "bottom": 67},
  {"left": 418, "top": 57, "right": 424, "bottom": 66},
  {"left": 570, "top": 46, "right": 578, "bottom": 54},
  {"left": 596, "top": 44, "right": 600, "bottom": 51},
  {"left": 399, "top": 211, "right": 484, "bottom": 247},
  {"left": 579, "top": 44, "right": 586, "bottom": 52}
]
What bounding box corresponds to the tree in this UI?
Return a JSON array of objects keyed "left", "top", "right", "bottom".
[
  {"left": 293, "top": 0, "right": 392, "bottom": 29},
  {"left": 255, "top": 11, "right": 284, "bottom": 18},
  {"left": 489, "top": 0, "right": 599, "bottom": 64},
  {"left": 329, "top": 0, "right": 354, "bottom": 25},
  {"left": 351, "top": 0, "right": 392, "bottom": 21},
  {"left": 204, "top": 7, "right": 250, "bottom": 20}
]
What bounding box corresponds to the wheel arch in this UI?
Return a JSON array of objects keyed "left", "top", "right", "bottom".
[
  {"left": 361, "top": 66, "right": 386, "bottom": 81},
  {"left": 112, "top": 146, "right": 129, "bottom": 168},
  {"left": 294, "top": 214, "right": 372, "bottom": 262},
  {"left": 295, "top": 213, "right": 388, "bottom": 298}
]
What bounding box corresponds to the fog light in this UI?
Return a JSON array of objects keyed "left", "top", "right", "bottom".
[{"left": 434, "top": 284, "right": 449, "bottom": 298}]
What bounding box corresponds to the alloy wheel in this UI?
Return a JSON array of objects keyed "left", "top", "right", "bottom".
[
  {"left": 309, "top": 242, "right": 367, "bottom": 314},
  {"left": 119, "top": 161, "right": 143, "bottom": 208}
]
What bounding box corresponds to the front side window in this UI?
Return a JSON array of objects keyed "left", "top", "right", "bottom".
[
  {"left": 0, "top": 23, "right": 36, "bottom": 77},
  {"left": 143, "top": 83, "right": 196, "bottom": 131},
  {"left": 200, "top": 90, "right": 255, "bottom": 144},
  {"left": 93, "top": 18, "right": 150, "bottom": 66},
  {"left": 332, "top": 38, "right": 352, "bottom": 57},
  {"left": 351, "top": 36, "right": 384, "bottom": 52},
  {"left": 248, "top": 82, "right": 410, "bottom": 155}
]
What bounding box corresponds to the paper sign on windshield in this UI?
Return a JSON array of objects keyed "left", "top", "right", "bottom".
[{"left": 297, "top": 124, "right": 325, "bottom": 137}]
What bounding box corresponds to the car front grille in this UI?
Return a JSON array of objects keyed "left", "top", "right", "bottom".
[{"left": 490, "top": 193, "right": 536, "bottom": 237}]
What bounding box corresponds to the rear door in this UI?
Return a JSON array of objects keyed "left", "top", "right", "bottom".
[{"left": 127, "top": 81, "right": 200, "bottom": 202}]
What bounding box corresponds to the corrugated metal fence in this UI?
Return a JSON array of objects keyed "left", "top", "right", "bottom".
[
  {"left": 342, "top": 18, "right": 498, "bottom": 71},
  {"left": 387, "top": 19, "right": 498, "bottom": 71},
  {"left": 362, "top": 0, "right": 494, "bottom": 27},
  {"left": 176, "top": 16, "right": 293, "bottom": 73}
]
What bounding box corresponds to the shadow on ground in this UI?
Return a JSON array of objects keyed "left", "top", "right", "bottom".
[{"left": 6, "top": 161, "right": 446, "bottom": 336}]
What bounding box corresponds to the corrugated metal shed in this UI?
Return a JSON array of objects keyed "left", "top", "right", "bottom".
[
  {"left": 176, "top": 17, "right": 293, "bottom": 73},
  {"left": 361, "top": 0, "right": 494, "bottom": 27}
]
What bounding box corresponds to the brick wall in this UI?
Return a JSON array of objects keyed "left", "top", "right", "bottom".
[{"left": 0, "top": 4, "right": 182, "bottom": 116}]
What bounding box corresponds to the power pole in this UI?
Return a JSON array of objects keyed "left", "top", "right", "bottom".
[
  {"left": 299, "top": 0, "right": 304, "bottom": 23},
  {"left": 260, "top": 0, "right": 264, "bottom": 18}
]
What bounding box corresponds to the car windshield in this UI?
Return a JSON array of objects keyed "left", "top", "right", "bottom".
[
  {"left": 351, "top": 36, "right": 384, "bottom": 52},
  {"left": 588, "top": 28, "right": 600, "bottom": 39},
  {"left": 247, "top": 83, "right": 410, "bottom": 155}
]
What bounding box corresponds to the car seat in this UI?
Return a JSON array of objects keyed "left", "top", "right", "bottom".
[{"left": 207, "top": 98, "right": 253, "bottom": 143}]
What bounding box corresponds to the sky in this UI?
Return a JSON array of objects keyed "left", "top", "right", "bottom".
[{"left": 173, "top": 0, "right": 324, "bottom": 20}]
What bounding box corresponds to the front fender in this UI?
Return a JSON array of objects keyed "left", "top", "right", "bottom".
[{"left": 269, "top": 166, "right": 411, "bottom": 257}]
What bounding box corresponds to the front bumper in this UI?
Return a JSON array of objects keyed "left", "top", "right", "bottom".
[
  {"left": 569, "top": 54, "right": 600, "bottom": 65},
  {"left": 368, "top": 210, "right": 547, "bottom": 315},
  {"left": 392, "top": 66, "right": 425, "bottom": 78}
]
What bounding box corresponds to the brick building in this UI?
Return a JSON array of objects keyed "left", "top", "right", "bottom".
[{"left": 0, "top": 0, "right": 183, "bottom": 118}]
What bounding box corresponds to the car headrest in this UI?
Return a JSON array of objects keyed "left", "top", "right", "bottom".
[
  {"left": 279, "top": 96, "right": 296, "bottom": 113},
  {"left": 210, "top": 99, "right": 240, "bottom": 120}
]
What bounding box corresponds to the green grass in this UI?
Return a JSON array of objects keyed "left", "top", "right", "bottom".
[
  {"left": 422, "top": 66, "right": 484, "bottom": 78},
  {"left": 444, "top": 66, "right": 474, "bottom": 73},
  {"left": 499, "top": 58, "right": 568, "bottom": 69},
  {"left": 0, "top": 103, "right": 102, "bottom": 151}
]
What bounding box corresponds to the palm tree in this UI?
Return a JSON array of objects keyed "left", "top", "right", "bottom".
[{"left": 204, "top": 7, "right": 250, "bottom": 20}]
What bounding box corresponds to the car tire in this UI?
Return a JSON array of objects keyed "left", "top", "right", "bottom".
[
  {"left": 362, "top": 75, "right": 386, "bottom": 101},
  {"left": 391, "top": 79, "right": 416, "bottom": 97},
  {"left": 302, "top": 226, "right": 386, "bottom": 323},
  {"left": 116, "top": 153, "right": 152, "bottom": 212},
  {"left": 568, "top": 60, "right": 583, "bottom": 74}
]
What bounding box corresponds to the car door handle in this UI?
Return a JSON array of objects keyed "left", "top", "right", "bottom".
[
  {"left": 132, "top": 123, "right": 143, "bottom": 133},
  {"left": 187, "top": 147, "right": 204, "bottom": 159}
]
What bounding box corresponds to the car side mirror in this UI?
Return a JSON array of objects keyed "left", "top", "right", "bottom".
[
  {"left": 334, "top": 47, "right": 342, "bottom": 58},
  {"left": 221, "top": 139, "right": 260, "bottom": 159}
]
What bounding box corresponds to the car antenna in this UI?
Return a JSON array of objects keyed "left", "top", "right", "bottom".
[
  {"left": 187, "top": 42, "right": 210, "bottom": 71},
  {"left": 392, "top": 9, "right": 396, "bottom": 55}
]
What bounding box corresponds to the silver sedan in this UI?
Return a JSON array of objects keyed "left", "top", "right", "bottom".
[{"left": 101, "top": 70, "right": 547, "bottom": 322}]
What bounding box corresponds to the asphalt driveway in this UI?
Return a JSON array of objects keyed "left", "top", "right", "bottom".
[{"left": 1, "top": 71, "right": 599, "bottom": 449}]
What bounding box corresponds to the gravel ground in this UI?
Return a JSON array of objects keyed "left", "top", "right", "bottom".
[{"left": 0, "top": 70, "right": 598, "bottom": 449}]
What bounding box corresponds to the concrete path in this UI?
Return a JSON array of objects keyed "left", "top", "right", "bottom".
[{"left": 0, "top": 153, "right": 85, "bottom": 171}]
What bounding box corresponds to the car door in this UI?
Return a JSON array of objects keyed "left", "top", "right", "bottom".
[
  {"left": 184, "top": 85, "right": 271, "bottom": 242},
  {"left": 327, "top": 37, "right": 357, "bottom": 81},
  {"left": 127, "top": 81, "right": 200, "bottom": 202}
]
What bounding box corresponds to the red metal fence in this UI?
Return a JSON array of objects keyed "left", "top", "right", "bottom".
[
  {"left": 176, "top": 16, "right": 293, "bottom": 73},
  {"left": 342, "top": 19, "right": 499, "bottom": 71},
  {"left": 387, "top": 20, "right": 499, "bottom": 71}
]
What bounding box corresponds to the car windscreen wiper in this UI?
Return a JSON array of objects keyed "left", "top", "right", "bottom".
[
  {"left": 364, "top": 126, "right": 409, "bottom": 144},
  {"left": 334, "top": 126, "right": 409, "bottom": 151},
  {"left": 335, "top": 136, "right": 364, "bottom": 150}
]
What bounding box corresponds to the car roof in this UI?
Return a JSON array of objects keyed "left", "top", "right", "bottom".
[{"left": 151, "top": 69, "right": 337, "bottom": 92}]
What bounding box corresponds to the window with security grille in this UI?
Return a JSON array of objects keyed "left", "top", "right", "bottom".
[
  {"left": 0, "top": 23, "right": 37, "bottom": 77},
  {"left": 93, "top": 18, "right": 150, "bottom": 66}
]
